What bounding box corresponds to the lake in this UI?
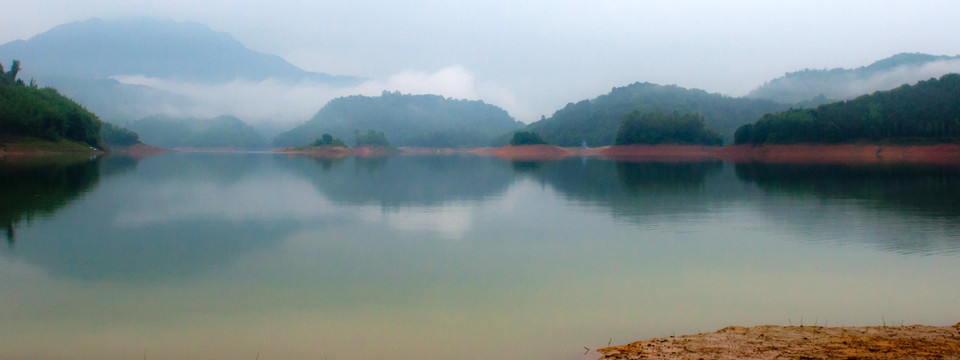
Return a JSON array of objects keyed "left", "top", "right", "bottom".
[{"left": 2, "top": 152, "right": 959, "bottom": 360}]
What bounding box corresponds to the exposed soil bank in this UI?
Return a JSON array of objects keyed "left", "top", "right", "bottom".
[
  {"left": 715, "top": 144, "right": 960, "bottom": 164},
  {"left": 276, "top": 145, "right": 352, "bottom": 158},
  {"left": 598, "top": 144, "right": 960, "bottom": 164},
  {"left": 276, "top": 144, "right": 960, "bottom": 163},
  {"left": 599, "top": 322, "right": 960, "bottom": 360},
  {"left": 490, "top": 145, "right": 575, "bottom": 160},
  {"left": 598, "top": 145, "right": 720, "bottom": 161}
]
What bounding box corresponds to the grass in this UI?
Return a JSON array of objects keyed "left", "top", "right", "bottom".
[{"left": 0, "top": 135, "right": 102, "bottom": 154}]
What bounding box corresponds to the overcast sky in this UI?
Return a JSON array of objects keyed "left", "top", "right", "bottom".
[{"left": 4, "top": 0, "right": 960, "bottom": 122}]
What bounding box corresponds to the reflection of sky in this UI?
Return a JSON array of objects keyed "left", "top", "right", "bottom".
[{"left": 2, "top": 154, "right": 960, "bottom": 360}]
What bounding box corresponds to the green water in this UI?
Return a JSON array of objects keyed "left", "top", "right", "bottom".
[{"left": 2, "top": 152, "right": 959, "bottom": 359}]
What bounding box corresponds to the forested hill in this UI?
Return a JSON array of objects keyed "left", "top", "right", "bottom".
[
  {"left": 525, "top": 82, "right": 788, "bottom": 146},
  {"left": 126, "top": 114, "right": 266, "bottom": 149},
  {"left": 735, "top": 74, "right": 960, "bottom": 144},
  {"left": 274, "top": 92, "right": 524, "bottom": 148},
  {"left": 0, "top": 60, "right": 104, "bottom": 149},
  {"left": 747, "top": 53, "right": 960, "bottom": 105}
]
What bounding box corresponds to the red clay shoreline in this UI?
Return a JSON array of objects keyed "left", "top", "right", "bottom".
[
  {"left": 485, "top": 144, "right": 960, "bottom": 164},
  {"left": 271, "top": 143, "right": 960, "bottom": 164}
]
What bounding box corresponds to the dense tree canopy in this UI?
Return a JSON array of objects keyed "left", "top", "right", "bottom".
[
  {"left": 99, "top": 122, "right": 142, "bottom": 146},
  {"left": 311, "top": 133, "right": 346, "bottom": 147},
  {"left": 354, "top": 129, "right": 391, "bottom": 147},
  {"left": 510, "top": 131, "right": 548, "bottom": 146},
  {"left": 615, "top": 110, "right": 723, "bottom": 146},
  {"left": 735, "top": 74, "right": 960, "bottom": 144},
  {"left": 0, "top": 60, "right": 104, "bottom": 148},
  {"left": 274, "top": 91, "right": 523, "bottom": 148},
  {"left": 525, "top": 82, "right": 788, "bottom": 146}
]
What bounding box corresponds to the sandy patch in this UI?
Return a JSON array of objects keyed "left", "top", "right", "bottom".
[{"left": 599, "top": 323, "right": 960, "bottom": 360}]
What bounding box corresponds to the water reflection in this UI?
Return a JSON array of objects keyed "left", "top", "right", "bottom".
[
  {"left": 516, "top": 158, "right": 734, "bottom": 222},
  {"left": 736, "top": 162, "right": 960, "bottom": 254},
  {"left": 2, "top": 153, "right": 300, "bottom": 282},
  {"left": 281, "top": 155, "right": 515, "bottom": 207},
  {"left": 0, "top": 156, "right": 109, "bottom": 246}
]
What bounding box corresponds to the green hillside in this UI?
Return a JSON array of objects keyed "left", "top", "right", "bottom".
[
  {"left": 274, "top": 91, "right": 523, "bottom": 148},
  {"left": 0, "top": 60, "right": 105, "bottom": 150},
  {"left": 525, "top": 82, "right": 787, "bottom": 146},
  {"left": 735, "top": 73, "right": 960, "bottom": 144}
]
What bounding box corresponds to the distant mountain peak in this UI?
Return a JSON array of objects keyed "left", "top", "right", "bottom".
[
  {"left": 747, "top": 52, "right": 960, "bottom": 104},
  {"left": 0, "top": 17, "right": 361, "bottom": 85}
]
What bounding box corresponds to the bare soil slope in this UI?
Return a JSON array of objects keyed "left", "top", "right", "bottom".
[{"left": 599, "top": 323, "right": 960, "bottom": 360}]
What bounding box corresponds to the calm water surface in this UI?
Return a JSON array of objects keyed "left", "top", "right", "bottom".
[{"left": 2, "top": 152, "right": 959, "bottom": 359}]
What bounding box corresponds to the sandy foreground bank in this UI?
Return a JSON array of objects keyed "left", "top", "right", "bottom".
[{"left": 598, "top": 323, "right": 960, "bottom": 359}]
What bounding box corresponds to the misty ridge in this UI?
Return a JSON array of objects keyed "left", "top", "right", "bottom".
[
  {"left": 747, "top": 53, "right": 960, "bottom": 105},
  {"left": 3, "top": 17, "right": 960, "bottom": 149}
]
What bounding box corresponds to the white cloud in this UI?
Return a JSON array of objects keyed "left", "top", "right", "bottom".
[{"left": 112, "top": 65, "right": 527, "bottom": 127}]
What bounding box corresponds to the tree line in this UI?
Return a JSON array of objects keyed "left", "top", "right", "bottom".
[
  {"left": 735, "top": 73, "right": 960, "bottom": 144},
  {"left": 0, "top": 60, "right": 105, "bottom": 148},
  {"left": 615, "top": 110, "right": 722, "bottom": 146}
]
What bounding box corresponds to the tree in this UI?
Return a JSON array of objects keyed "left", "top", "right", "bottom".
[
  {"left": 510, "top": 131, "right": 548, "bottom": 145},
  {"left": 615, "top": 110, "right": 723, "bottom": 146},
  {"left": 734, "top": 74, "right": 960, "bottom": 144},
  {"left": 354, "top": 129, "right": 391, "bottom": 147},
  {"left": 311, "top": 133, "right": 346, "bottom": 147}
]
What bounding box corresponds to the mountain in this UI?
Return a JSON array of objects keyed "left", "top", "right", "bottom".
[
  {"left": 274, "top": 91, "right": 524, "bottom": 148},
  {"left": 126, "top": 114, "right": 266, "bottom": 149},
  {"left": 0, "top": 18, "right": 360, "bottom": 84},
  {"left": 735, "top": 73, "right": 960, "bottom": 144},
  {"left": 34, "top": 76, "right": 195, "bottom": 122},
  {"left": 747, "top": 53, "right": 960, "bottom": 105},
  {"left": 525, "top": 82, "right": 788, "bottom": 146}
]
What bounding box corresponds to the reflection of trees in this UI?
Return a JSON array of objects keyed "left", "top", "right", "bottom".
[
  {"left": 0, "top": 156, "right": 108, "bottom": 246},
  {"left": 735, "top": 162, "right": 960, "bottom": 254},
  {"left": 2, "top": 153, "right": 297, "bottom": 282},
  {"left": 735, "top": 162, "right": 960, "bottom": 217},
  {"left": 281, "top": 155, "right": 515, "bottom": 208},
  {"left": 520, "top": 158, "right": 730, "bottom": 221},
  {"left": 617, "top": 161, "right": 724, "bottom": 194},
  {"left": 510, "top": 160, "right": 544, "bottom": 173}
]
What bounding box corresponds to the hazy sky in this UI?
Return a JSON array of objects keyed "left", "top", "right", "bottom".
[{"left": 4, "top": 0, "right": 960, "bottom": 122}]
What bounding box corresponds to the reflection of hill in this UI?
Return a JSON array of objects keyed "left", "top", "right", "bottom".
[
  {"left": 735, "top": 162, "right": 960, "bottom": 254},
  {"left": 735, "top": 163, "right": 960, "bottom": 217},
  {"left": 11, "top": 218, "right": 295, "bottom": 282},
  {"left": 0, "top": 156, "right": 109, "bottom": 246},
  {"left": 519, "top": 158, "right": 734, "bottom": 220},
  {"left": 280, "top": 155, "right": 515, "bottom": 207},
  {"left": 133, "top": 152, "right": 270, "bottom": 186},
  {"left": 1, "top": 153, "right": 296, "bottom": 282}
]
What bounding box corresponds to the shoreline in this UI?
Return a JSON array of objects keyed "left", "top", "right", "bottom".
[
  {"left": 599, "top": 322, "right": 960, "bottom": 359},
  {"left": 276, "top": 143, "right": 960, "bottom": 164},
  {"left": 9, "top": 141, "right": 950, "bottom": 164}
]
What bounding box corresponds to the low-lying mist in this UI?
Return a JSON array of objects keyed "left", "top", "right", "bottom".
[{"left": 112, "top": 65, "right": 524, "bottom": 134}]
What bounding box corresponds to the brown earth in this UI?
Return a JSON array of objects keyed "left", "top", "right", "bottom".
[
  {"left": 598, "top": 145, "right": 721, "bottom": 161},
  {"left": 270, "top": 143, "right": 960, "bottom": 164},
  {"left": 715, "top": 144, "right": 960, "bottom": 164},
  {"left": 490, "top": 145, "right": 576, "bottom": 160},
  {"left": 598, "top": 323, "right": 960, "bottom": 360},
  {"left": 276, "top": 145, "right": 352, "bottom": 158},
  {"left": 593, "top": 144, "right": 960, "bottom": 164}
]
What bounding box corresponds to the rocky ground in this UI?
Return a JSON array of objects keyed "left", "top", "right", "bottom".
[{"left": 598, "top": 323, "right": 960, "bottom": 359}]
